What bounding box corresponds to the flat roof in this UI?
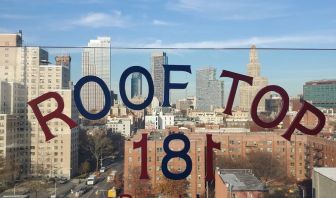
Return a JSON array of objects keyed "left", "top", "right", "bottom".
[
  {"left": 218, "top": 169, "right": 267, "bottom": 191},
  {"left": 314, "top": 167, "right": 336, "bottom": 182},
  {"left": 305, "top": 79, "right": 336, "bottom": 85}
]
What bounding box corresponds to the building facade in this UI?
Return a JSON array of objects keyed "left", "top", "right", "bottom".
[
  {"left": 124, "top": 130, "right": 206, "bottom": 198},
  {"left": 106, "top": 116, "right": 132, "bottom": 137},
  {"left": 240, "top": 45, "right": 268, "bottom": 112},
  {"left": 312, "top": 168, "right": 336, "bottom": 198},
  {"left": 0, "top": 32, "right": 29, "bottom": 178},
  {"left": 81, "top": 37, "right": 111, "bottom": 112},
  {"left": 215, "top": 169, "right": 267, "bottom": 198},
  {"left": 196, "top": 67, "right": 224, "bottom": 112},
  {"left": 131, "top": 72, "right": 142, "bottom": 98},
  {"left": 303, "top": 80, "right": 336, "bottom": 108},
  {"left": 26, "top": 53, "right": 79, "bottom": 178},
  {"left": 151, "top": 51, "right": 168, "bottom": 104}
]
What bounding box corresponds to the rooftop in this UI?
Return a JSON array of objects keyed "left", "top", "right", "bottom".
[
  {"left": 218, "top": 169, "right": 267, "bottom": 192},
  {"left": 305, "top": 79, "right": 336, "bottom": 85},
  {"left": 314, "top": 167, "right": 336, "bottom": 182}
]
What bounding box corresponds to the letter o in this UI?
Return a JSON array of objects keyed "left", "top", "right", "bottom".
[
  {"left": 251, "top": 85, "right": 289, "bottom": 128},
  {"left": 74, "top": 75, "right": 112, "bottom": 120},
  {"left": 119, "top": 66, "right": 154, "bottom": 110}
]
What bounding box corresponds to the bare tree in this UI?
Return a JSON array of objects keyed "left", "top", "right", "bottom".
[
  {"left": 216, "top": 151, "right": 287, "bottom": 184},
  {"left": 125, "top": 167, "right": 154, "bottom": 198},
  {"left": 154, "top": 175, "right": 189, "bottom": 198},
  {"left": 79, "top": 160, "right": 91, "bottom": 176},
  {"left": 26, "top": 180, "right": 48, "bottom": 198},
  {"left": 80, "top": 128, "right": 114, "bottom": 171}
]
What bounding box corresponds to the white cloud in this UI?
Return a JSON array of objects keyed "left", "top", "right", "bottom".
[
  {"left": 152, "top": 19, "right": 177, "bottom": 26},
  {"left": 166, "top": 0, "right": 291, "bottom": 20},
  {"left": 72, "top": 11, "right": 129, "bottom": 28},
  {"left": 115, "top": 34, "right": 336, "bottom": 48}
]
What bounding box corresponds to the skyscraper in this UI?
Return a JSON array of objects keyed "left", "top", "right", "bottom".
[
  {"left": 24, "top": 48, "right": 78, "bottom": 178},
  {"left": 151, "top": 51, "right": 168, "bottom": 104},
  {"left": 196, "top": 67, "right": 224, "bottom": 111},
  {"left": 81, "top": 37, "right": 111, "bottom": 112},
  {"left": 0, "top": 32, "right": 29, "bottom": 179},
  {"left": 0, "top": 32, "right": 78, "bottom": 179},
  {"left": 131, "top": 72, "right": 142, "bottom": 98},
  {"left": 239, "top": 45, "right": 268, "bottom": 112}
]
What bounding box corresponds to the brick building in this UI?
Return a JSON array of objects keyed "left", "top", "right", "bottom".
[{"left": 124, "top": 129, "right": 336, "bottom": 197}]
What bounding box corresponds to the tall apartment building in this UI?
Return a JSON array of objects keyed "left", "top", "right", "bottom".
[
  {"left": 196, "top": 67, "right": 224, "bottom": 112},
  {"left": 81, "top": 37, "right": 111, "bottom": 112},
  {"left": 131, "top": 72, "right": 142, "bottom": 98},
  {"left": 240, "top": 45, "right": 268, "bottom": 112},
  {"left": 0, "top": 32, "right": 29, "bottom": 178},
  {"left": 151, "top": 51, "right": 168, "bottom": 104},
  {"left": 25, "top": 49, "right": 79, "bottom": 178},
  {"left": 124, "top": 130, "right": 206, "bottom": 198},
  {"left": 303, "top": 80, "right": 336, "bottom": 108}
]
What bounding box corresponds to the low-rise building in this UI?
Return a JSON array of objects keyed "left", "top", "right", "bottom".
[
  {"left": 107, "top": 116, "right": 132, "bottom": 137},
  {"left": 145, "top": 111, "right": 174, "bottom": 130},
  {"left": 215, "top": 168, "right": 267, "bottom": 198},
  {"left": 188, "top": 111, "right": 224, "bottom": 125},
  {"left": 312, "top": 167, "right": 336, "bottom": 198}
]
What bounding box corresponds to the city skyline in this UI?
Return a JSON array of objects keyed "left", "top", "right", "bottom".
[
  {"left": 1, "top": 1, "right": 336, "bottom": 197},
  {"left": 1, "top": 0, "right": 336, "bottom": 104}
]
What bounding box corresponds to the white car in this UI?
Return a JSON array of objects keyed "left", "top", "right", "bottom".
[{"left": 100, "top": 167, "right": 106, "bottom": 173}]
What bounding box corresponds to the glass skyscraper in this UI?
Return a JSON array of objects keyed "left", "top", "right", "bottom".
[
  {"left": 131, "top": 72, "right": 142, "bottom": 98},
  {"left": 81, "top": 37, "right": 111, "bottom": 112},
  {"left": 196, "top": 67, "right": 224, "bottom": 111},
  {"left": 151, "top": 51, "right": 168, "bottom": 104},
  {"left": 304, "top": 80, "right": 336, "bottom": 108}
]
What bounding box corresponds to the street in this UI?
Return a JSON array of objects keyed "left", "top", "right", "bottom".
[{"left": 0, "top": 159, "right": 123, "bottom": 198}]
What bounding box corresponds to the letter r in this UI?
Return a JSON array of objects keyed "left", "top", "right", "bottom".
[{"left": 28, "top": 92, "right": 77, "bottom": 141}]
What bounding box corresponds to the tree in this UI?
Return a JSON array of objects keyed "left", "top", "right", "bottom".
[
  {"left": 247, "top": 151, "right": 287, "bottom": 183},
  {"left": 79, "top": 160, "right": 91, "bottom": 176},
  {"left": 154, "top": 176, "right": 189, "bottom": 198},
  {"left": 114, "top": 170, "right": 124, "bottom": 193},
  {"left": 0, "top": 156, "right": 22, "bottom": 188},
  {"left": 125, "top": 167, "right": 154, "bottom": 198},
  {"left": 26, "top": 180, "right": 48, "bottom": 198},
  {"left": 80, "top": 128, "right": 115, "bottom": 171},
  {"left": 216, "top": 151, "right": 287, "bottom": 184}
]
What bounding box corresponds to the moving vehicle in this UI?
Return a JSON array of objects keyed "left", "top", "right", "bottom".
[
  {"left": 100, "top": 166, "right": 106, "bottom": 173},
  {"left": 87, "top": 174, "right": 97, "bottom": 185},
  {"left": 75, "top": 186, "right": 92, "bottom": 197},
  {"left": 107, "top": 170, "right": 117, "bottom": 182}
]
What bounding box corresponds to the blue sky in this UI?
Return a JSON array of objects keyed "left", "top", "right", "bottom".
[{"left": 1, "top": 0, "right": 336, "bottom": 102}]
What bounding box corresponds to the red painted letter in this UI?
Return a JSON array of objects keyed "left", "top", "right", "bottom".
[
  {"left": 205, "top": 134, "right": 221, "bottom": 181},
  {"left": 282, "top": 101, "right": 325, "bottom": 141},
  {"left": 133, "top": 133, "right": 149, "bottom": 179},
  {"left": 27, "top": 92, "right": 77, "bottom": 141},
  {"left": 220, "top": 70, "right": 253, "bottom": 115}
]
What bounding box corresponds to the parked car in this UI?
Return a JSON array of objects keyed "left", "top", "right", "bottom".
[
  {"left": 75, "top": 186, "right": 92, "bottom": 197},
  {"left": 57, "top": 177, "right": 69, "bottom": 184}
]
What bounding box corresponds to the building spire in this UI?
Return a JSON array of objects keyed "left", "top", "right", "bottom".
[{"left": 249, "top": 44, "right": 258, "bottom": 63}]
